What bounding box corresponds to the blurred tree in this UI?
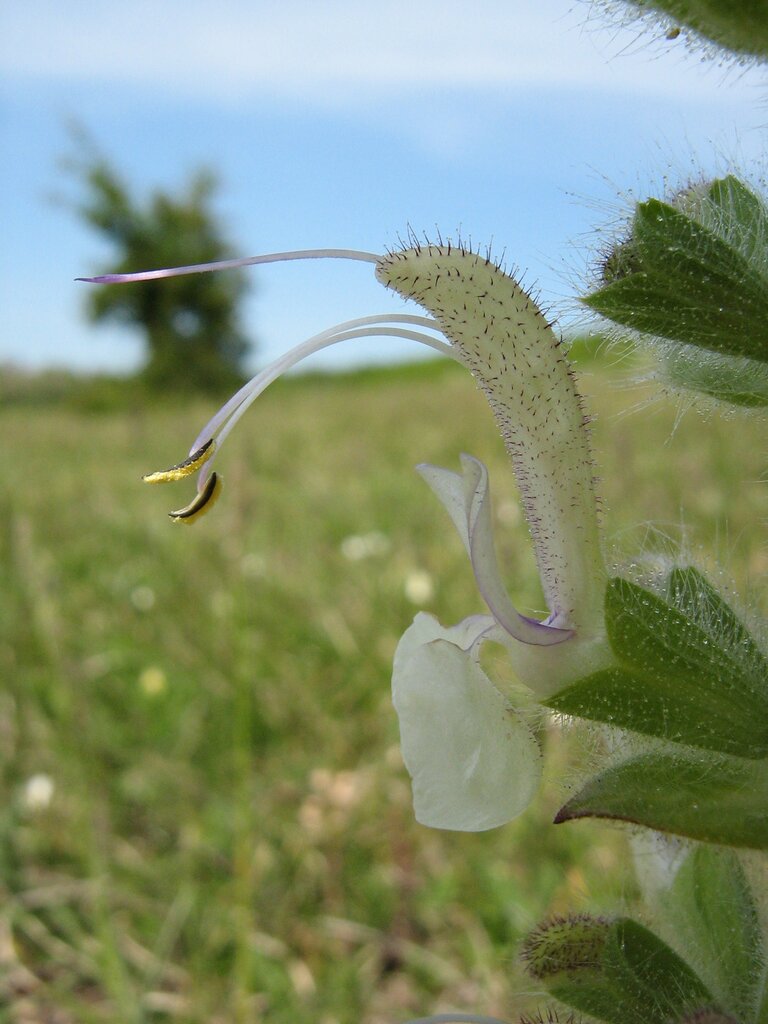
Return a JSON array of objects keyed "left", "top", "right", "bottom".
[{"left": 73, "top": 150, "right": 252, "bottom": 392}]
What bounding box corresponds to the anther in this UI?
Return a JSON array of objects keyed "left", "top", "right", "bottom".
[
  {"left": 143, "top": 439, "right": 215, "bottom": 484},
  {"left": 168, "top": 473, "right": 223, "bottom": 523}
]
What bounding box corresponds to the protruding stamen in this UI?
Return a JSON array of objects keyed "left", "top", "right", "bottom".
[
  {"left": 190, "top": 313, "right": 449, "bottom": 453},
  {"left": 77, "top": 249, "right": 381, "bottom": 285},
  {"left": 206, "top": 323, "right": 456, "bottom": 466},
  {"left": 168, "top": 472, "right": 223, "bottom": 523},
  {"left": 181, "top": 315, "right": 457, "bottom": 500},
  {"left": 138, "top": 312, "right": 455, "bottom": 525},
  {"left": 143, "top": 439, "right": 216, "bottom": 484}
]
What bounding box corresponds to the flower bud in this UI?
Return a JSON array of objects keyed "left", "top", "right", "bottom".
[{"left": 521, "top": 914, "right": 714, "bottom": 1022}]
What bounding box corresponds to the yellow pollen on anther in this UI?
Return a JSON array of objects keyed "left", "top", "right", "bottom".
[
  {"left": 143, "top": 439, "right": 216, "bottom": 484},
  {"left": 168, "top": 473, "right": 223, "bottom": 523}
]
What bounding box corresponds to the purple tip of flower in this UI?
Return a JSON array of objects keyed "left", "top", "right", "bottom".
[
  {"left": 523, "top": 613, "right": 574, "bottom": 641},
  {"left": 76, "top": 274, "right": 138, "bottom": 284},
  {"left": 75, "top": 249, "right": 382, "bottom": 285}
]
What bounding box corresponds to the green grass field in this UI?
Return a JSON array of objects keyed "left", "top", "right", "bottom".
[{"left": 2, "top": 352, "right": 766, "bottom": 1023}]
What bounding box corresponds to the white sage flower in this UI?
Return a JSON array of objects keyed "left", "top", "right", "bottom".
[
  {"left": 22, "top": 773, "right": 55, "bottom": 812},
  {"left": 80, "top": 241, "right": 610, "bottom": 831}
]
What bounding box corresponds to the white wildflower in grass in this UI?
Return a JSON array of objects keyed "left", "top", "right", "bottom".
[
  {"left": 22, "top": 773, "right": 55, "bottom": 812},
  {"left": 240, "top": 551, "right": 267, "bottom": 578},
  {"left": 130, "top": 584, "right": 156, "bottom": 611},
  {"left": 340, "top": 531, "right": 391, "bottom": 561},
  {"left": 139, "top": 665, "right": 168, "bottom": 697},
  {"left": 403, "top": 569, "right": 435, "bottom": 605},
  {"left": 80, "top": 241, "right": 611, "bottom": 831}
]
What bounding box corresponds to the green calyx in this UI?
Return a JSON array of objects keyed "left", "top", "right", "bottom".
[
  {"left": 585, "top": 177, "right": 768, "bottom": 375},
  {"left": 521, "top": 914, "right": 715, "bottom": 1024},
  {"left": 655, "top": 846, "right": 764, "bottom": 1019}
]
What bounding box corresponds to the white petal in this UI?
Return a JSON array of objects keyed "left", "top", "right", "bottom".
[
  {"left": 418, "top": 457, "right": 570, "bottom": 647},
  {"left": 416, "top": 463, "right": 472, "bottom": 556},
  {"left": 392, "top": 613, "right": 542, "bottom": 832}
]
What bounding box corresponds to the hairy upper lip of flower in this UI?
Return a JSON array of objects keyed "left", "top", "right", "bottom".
[
  {"left": 81, "top": 239, "right": 610, "bottom": 830},
  {"left": 375, "top": 242, "right": 606, "bottom": 638}
]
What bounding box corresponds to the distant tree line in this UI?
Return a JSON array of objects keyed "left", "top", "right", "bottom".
[{"left": 71, "top": 140, "right": 253, "bottom": 392}]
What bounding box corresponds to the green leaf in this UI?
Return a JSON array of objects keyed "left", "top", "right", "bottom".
[
  {"left": 590, "top": 177, "right": 768, "bottom": 407},
  {"left": 626, "top": 0, "right": 768, "bottom": 62},
  {"left": 666, "top": 566, "right": 760, "bottom": 653},
  {"left": 677, "top": 1011, "right": 741, "bottom": 1024},
  {"left": 663, "top": 846, "right": 764, "bottom": 1019},
  {"left": 522, "top": 914, "right": 714, "bottom": 1024},
  {"left": 584, "top": 190, "right": 768, "bottom": 363},
  {"left": 546, "top": 574, "right": 768, "bottom": 758},
  {"left": 699, "top": 175, "right": 768, "bottom": 266},
  {"left": 555, "top": 749, "right": 768, "bottom": 849},
  {"left": 662, "top": 345, "right": 768, "bottom": 408}
]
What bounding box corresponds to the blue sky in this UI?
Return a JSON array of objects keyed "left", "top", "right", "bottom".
[{"left": 1, "top": 0, "right": 766, "bottom": 374}]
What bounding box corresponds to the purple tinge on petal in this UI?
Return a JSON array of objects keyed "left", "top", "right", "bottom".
[{"left": 418, "top": 457, "right": 571, "bottom": 647}]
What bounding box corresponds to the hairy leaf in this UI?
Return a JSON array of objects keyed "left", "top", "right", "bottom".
[
  {"left": 546, "top": 574, "right": 768, "bottom": 758},
  {"left": 555, "top": 749, "right": 768, "bottom": 849}
]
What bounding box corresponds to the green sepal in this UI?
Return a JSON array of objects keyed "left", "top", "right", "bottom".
[
  {"left": 584, "top": 188, "right": 768, "bottom": 364},
  {"left": 555, "top": 748, "right": 768, "bottom": 849},
  {"left": 546, "top": 571, "right": 768, "bottom": 758},
  {"left": 522, "top": 914, "right": 714, "bottom": 1024},
  {"left": 661, "top": 846, "right": 764, "bottom": 1020}
]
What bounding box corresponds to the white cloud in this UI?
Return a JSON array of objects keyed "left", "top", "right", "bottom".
[{"left": 1, "top": 0, "right": 759, "bottom": 104}]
